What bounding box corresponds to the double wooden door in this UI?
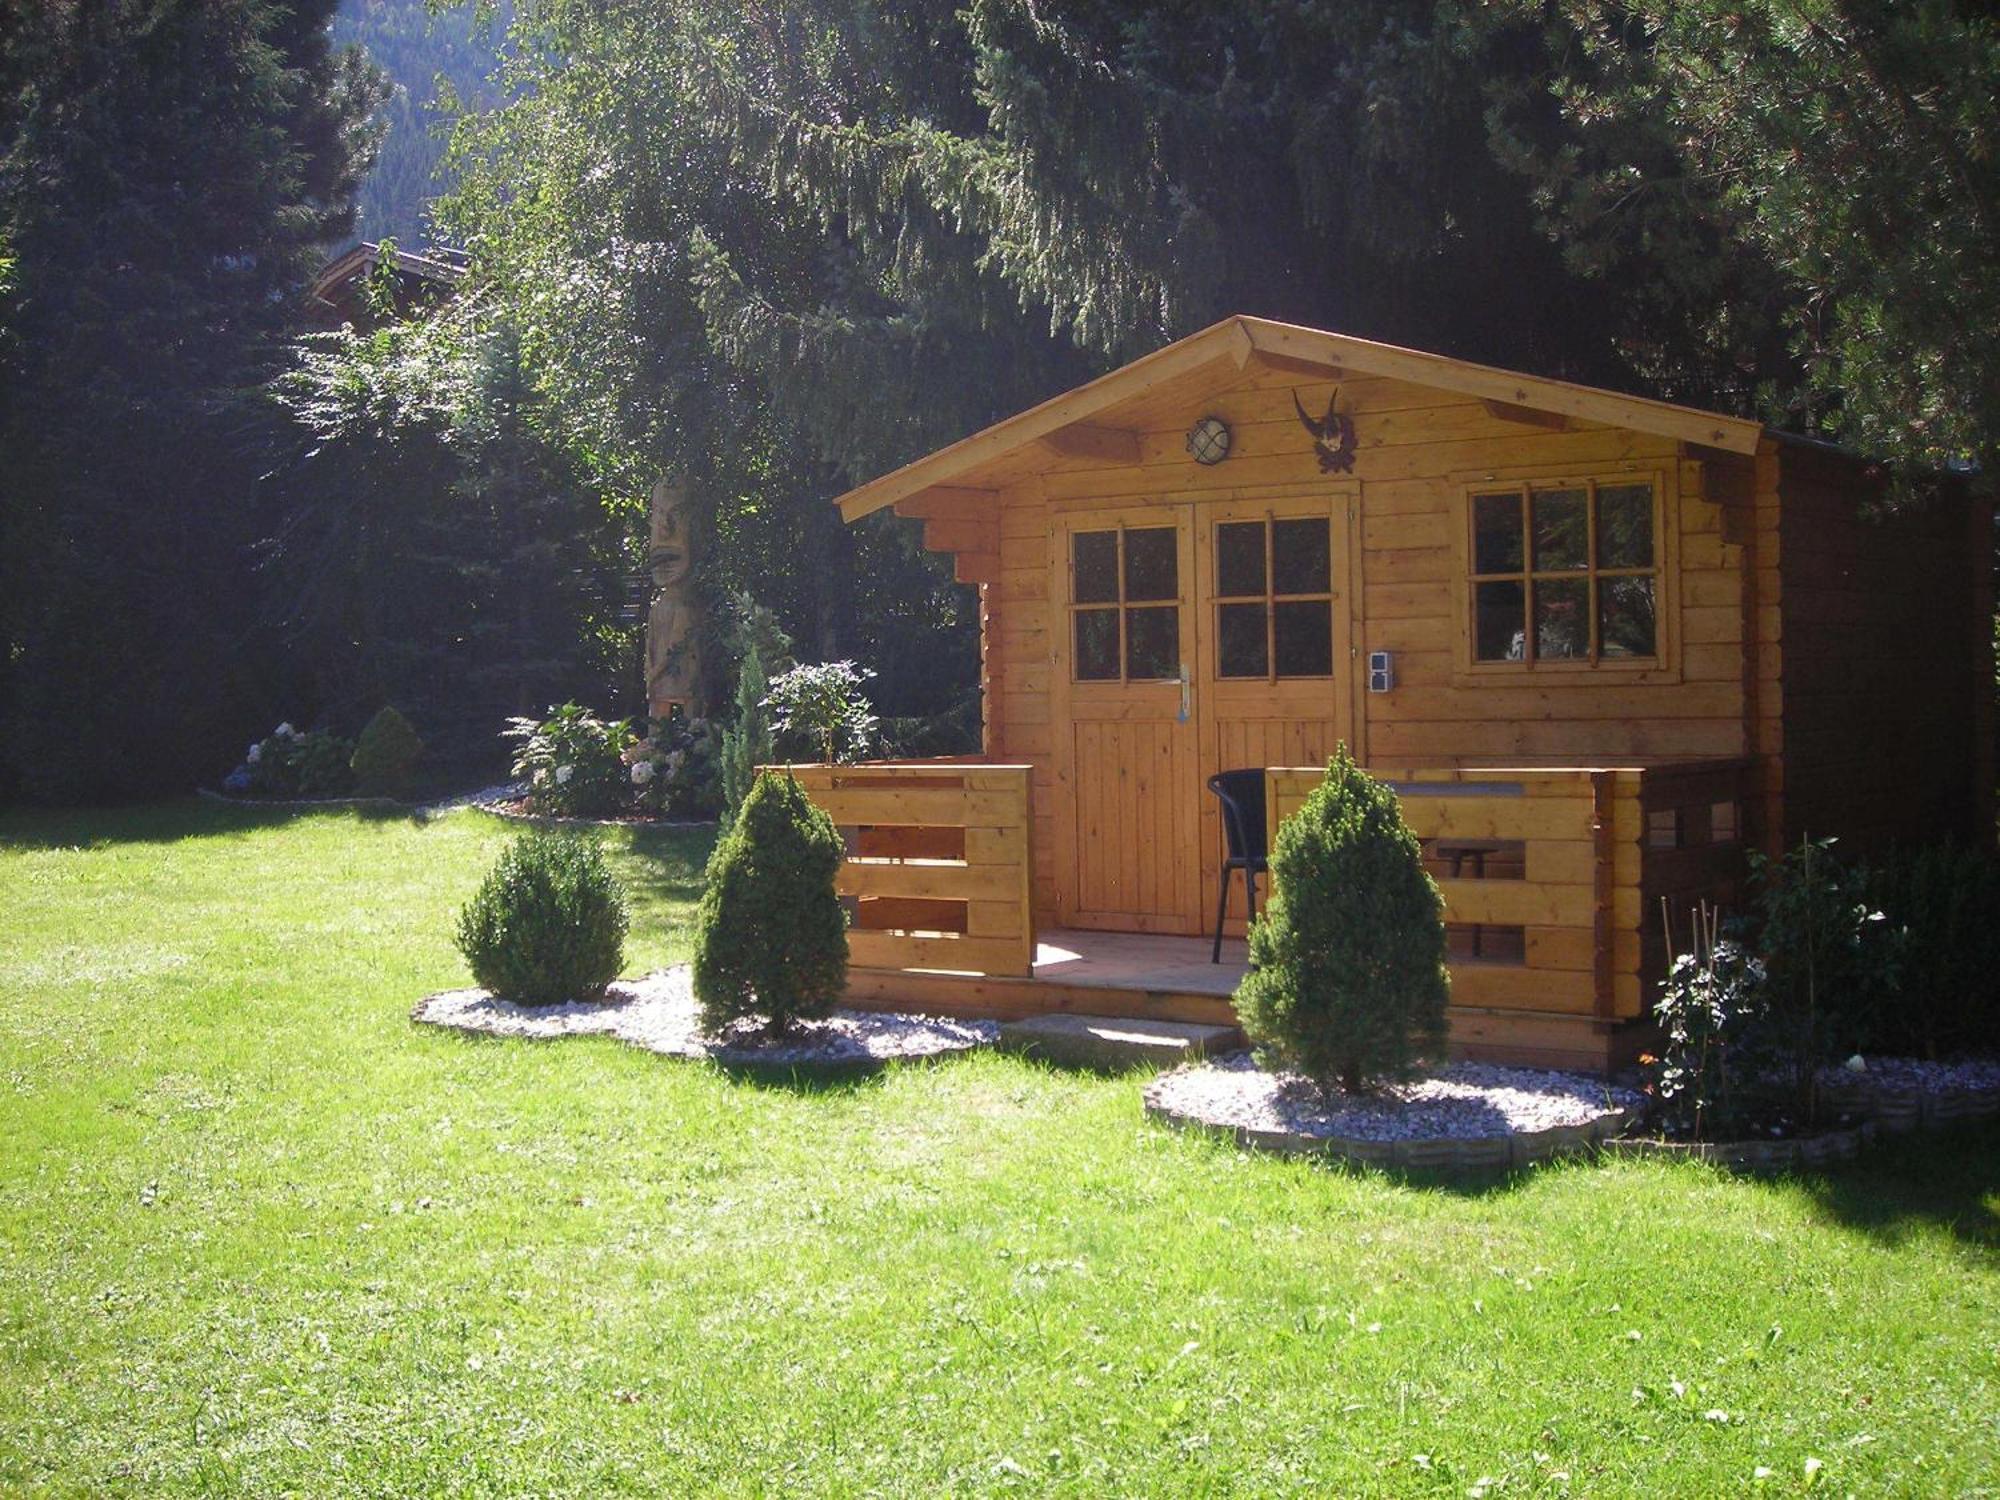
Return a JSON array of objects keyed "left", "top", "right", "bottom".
[{"left": 1050, "top": 490, "right": 1356, "bottom": 935}]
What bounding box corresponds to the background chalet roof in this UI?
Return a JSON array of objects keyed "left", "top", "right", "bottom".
[
  {"left": 306, "top": 240, "right": 467, "bottom": 328},
  {"left": 833, "top": 315, "right": 1765, "bottom": 522}
]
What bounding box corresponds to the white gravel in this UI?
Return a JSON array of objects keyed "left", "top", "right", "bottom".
[
  {"left": 1145, "top": 1052, "right": 1642, "bottom": 1142},
  {"left": 420, "top": 780, "right": 527, "bottom": 813},
  {"left": 1820, "top": 1054, "right": 2000, "bottom": 1094},
  {"left": 414, "top": 965, "right": 996, "bottom": 1068}
]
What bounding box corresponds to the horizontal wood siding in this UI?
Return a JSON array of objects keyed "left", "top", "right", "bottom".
[
  {"left": 1774, "top": 445, "right": 1993, "bottom": 853},
  {"left": 776, "top": 763, "right": 1036, "bottom": 977},
  {"left": 965, "top": 374, "right": 1753, "bottom": 839},
  {"left": 1266, "top": 766, "right": 1649, "bottom": 1020}
]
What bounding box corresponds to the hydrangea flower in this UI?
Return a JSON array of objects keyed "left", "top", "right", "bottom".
[
  {"left": 630, "top": 760, "right": 656, "bottom": 785},
  {"left": 554, "top": 764, "right": 575, "bottom": 786},
  {"left": 246, "top": 743, "right": 263, "bottom": 764},
  {"left": 275, "top": 722, "right": 296, "bottom": 738}
]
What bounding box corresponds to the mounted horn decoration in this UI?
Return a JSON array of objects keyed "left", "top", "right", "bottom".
[{"left": 1292, "top": 387, "right": 1358, "bottom": 474}]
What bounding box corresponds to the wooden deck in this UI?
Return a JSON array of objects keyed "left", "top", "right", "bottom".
[
  {"left": 1033, "top": 928, "right": 1245, "bottom": 995},
  {"left": 845, "top": 926, "right": 1246, "bottom": 1030},
  {"left": 847, "top": 925, "right": 1635, "bottom": 1072},
  {"left": 781, "top": 756, "right": 1752, "bottom": 1074}
]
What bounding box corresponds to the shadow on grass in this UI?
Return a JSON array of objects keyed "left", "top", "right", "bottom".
[
  {"left": 0, "top": 794, "right": 439, "bottom": 852},
  {"left": 607, "top": 822, "right": 712, "bottom": 908},
  {"left": 417, "top": 1008, "right": 934, "bottom": 1100},
  {"left": 1785, "top": 1120, "right": 2000, "bottom": 1254}
]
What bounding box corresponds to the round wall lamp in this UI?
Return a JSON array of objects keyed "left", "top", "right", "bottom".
[{"left": 1185, "top": 415, "right": 1231, "bottom": 465}]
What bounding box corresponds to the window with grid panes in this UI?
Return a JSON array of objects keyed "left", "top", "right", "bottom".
[
  {"left": 1069, "top": 526, "right": 1180, "bottom": 681},
  {"left": 1469, "top": 479, "right": 1658, "bottom": 665},
  {"left": 1213, "top": 516, "right": 1334, "bottom": 678}
]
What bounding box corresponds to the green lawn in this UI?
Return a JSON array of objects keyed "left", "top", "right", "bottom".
[{"left": 1, "top": 801, "right": 1996, "bottom": 1495}]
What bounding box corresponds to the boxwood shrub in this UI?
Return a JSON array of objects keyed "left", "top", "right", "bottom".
[{"left": 456, "top": 831, "right": 629, "bottom": 1006}]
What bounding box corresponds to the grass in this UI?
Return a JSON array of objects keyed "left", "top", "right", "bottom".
[{"left": 1, "top": 800, "right": 1996, "bottom": 1495}]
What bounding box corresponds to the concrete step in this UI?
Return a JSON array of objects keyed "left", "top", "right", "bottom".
[{"left": 996, "top": 1013, "right": 1244, "bottom": 1072}]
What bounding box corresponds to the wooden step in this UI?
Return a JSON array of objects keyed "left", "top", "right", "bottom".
[{"left": 997, "top": 1014, "right": 1244, "bottom": 1072}]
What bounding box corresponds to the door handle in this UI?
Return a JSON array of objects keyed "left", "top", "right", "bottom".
[{"left": 1179, "top": 663, "right": 1191, "bottom": 722}]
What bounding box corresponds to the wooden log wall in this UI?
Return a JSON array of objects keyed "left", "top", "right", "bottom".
[
  {"left": 774, "top": 763, "right": 1037, "bottom": 978},
  {"left": 1265, "top": 766, "right": 1648, "bottom": 1020},
  {"left": 964, "top": 360, "right": 1761, "bottom": 918}
]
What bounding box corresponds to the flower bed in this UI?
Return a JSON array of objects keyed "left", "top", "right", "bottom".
[
  {"left": 413, "top": 965, "right": 993, "bottom": 1072},
  {"left": 1144, "top": 1053, "right": 1642, "bottom": 1172},
  {"left": 503, "top": 704, "right": 721, "bottom": 821},
  {"left": 219, "top": 722, "right": 357, "bottom": 799}
]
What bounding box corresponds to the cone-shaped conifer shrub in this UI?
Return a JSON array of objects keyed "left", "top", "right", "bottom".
[
  {"left": 349, "top": 705, "right": 425, "bottom": 796},
  {"left": 693, "top": 770, "right": 847, "bottom": 1035},
  {"left": 456, "top": 831, "right": 629, "bottom": 1006},
  {"left": 1235, "top": 746, "right": 1449, "bottom": 1094}
]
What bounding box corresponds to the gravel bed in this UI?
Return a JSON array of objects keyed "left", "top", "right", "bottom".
[
  {"left": 414, "top": 965, "right": 996, "bottom": 1069},
  {"left": 421, "top": 780, "right": 527, "bottom": 813},
  {"left": 1146, "top": 1051, "right": 1641, "bottom": 1143},
  {"left": 1821, "top": 1054, "right": 2000, "bottom": 1094}
]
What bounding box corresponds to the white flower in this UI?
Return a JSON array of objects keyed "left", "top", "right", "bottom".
[
  {"left": 630, "top": 760, "right": 656, "bottom": 785},
  {"left": 664, "top": 751, "right": 685, "bottom": 776},
  {"left": 554, "top": 764, "right": 575, "bottom": 786},
  {"left": 1844, "top": 1053, "right": 1868, "bottom": 1073},
  {"left": 246, "top": 743, "right": 262, "bottom": 764},
  {"left": 275, "top": 722, "right": 296, "bottom": 738}
]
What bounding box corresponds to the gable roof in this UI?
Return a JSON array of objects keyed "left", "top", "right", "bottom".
[
  {"left": 834, "top": 314, "right": 1765, "bottom": 521},
  {"left": 306, "top": 241, "right": 467, "bottom": 329}
]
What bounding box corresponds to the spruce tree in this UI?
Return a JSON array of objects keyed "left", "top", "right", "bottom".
[
  {"left": 719, "top": 646, "right": 773, "bottom": 827},
  {"left": 0, "top": 0, "right": 387, "bottom": 799},
  {"left": 1235, "top": 747, "right": 1450, "bottom": 1095},
  {"left": 692, "top": 771, "right": 848, "bottom": 1037}
]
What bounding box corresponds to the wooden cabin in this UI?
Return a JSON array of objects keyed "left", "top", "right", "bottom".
[
  {"left": 795, "top": 316, "right": 1992, "bottom": 1072},
  {"left": 306, "top": 241, "right": 465, "bottom": 330}
]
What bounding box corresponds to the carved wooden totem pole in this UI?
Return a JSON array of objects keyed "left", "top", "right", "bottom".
[{"left": 644, "top": 477, "right": 700, "bottom": 720}]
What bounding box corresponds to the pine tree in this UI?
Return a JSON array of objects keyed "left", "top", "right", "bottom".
[{"left": 1486, "top": 0, "right": 2000, "bottom": 477}]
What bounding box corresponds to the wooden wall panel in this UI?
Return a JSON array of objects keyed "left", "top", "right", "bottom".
[{"left": 948, "top": 365, "right": 1785, "bottom": 937}]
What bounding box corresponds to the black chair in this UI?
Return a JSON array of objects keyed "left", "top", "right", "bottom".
[{"left": 1207, "top": 769, "right": 1268, "bottom": 963}]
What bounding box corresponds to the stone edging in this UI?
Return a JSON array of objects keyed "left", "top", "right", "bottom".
[
  {"left": 1602, "top": 1122, "right": 1878, "bottom": 1174},
  {"left": 1819, "top": 1078, "right": 2000, "bottom": 1133},
  {"left": 470, "top": 802, "right": 719, "bottom": 831},
  {"left": 1146, "top": 1074, "right": 2000, "bottom": 1175},
  {"left": 1142, "top": 1096, "right": 1635, "bottom": 1173}
]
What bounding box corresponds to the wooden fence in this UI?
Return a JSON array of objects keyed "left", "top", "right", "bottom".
[
  {"left": 770, "top": 762, "right": 1036, "bottom": 977},
  {"left": 1267, "top": 761, "right": 1750, "bottom": 1022}
]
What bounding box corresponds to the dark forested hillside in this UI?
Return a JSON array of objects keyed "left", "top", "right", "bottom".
[{"left": 333, "top": 0, "right": 504, "bottom": 244}]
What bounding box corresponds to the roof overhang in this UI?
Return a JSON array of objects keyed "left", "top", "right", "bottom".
[{"left": 833, "top": 315, "right": 1765, "bottom": 522}]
